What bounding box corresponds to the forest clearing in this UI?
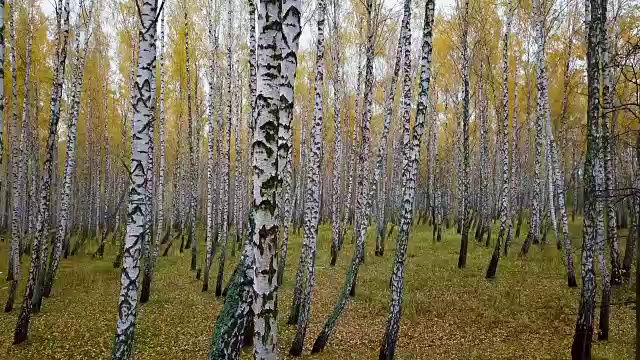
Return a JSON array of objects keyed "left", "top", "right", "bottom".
[{"left": 0, "top": 223, "right": 636, "bottom": 359}]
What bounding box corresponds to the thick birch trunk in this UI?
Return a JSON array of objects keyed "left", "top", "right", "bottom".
[{"left": 251, "top": 1, "right": 281, "bottom": 357}]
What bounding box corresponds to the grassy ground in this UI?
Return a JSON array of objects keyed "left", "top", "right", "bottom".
[{"left": 0, "top": 219, "right": 635, "bottom": 359}]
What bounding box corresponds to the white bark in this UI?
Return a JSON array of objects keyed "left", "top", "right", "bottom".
[
  {"left": 251, "top": 0, "right": 281, "bottom": 357},
  {"left": 46, "top": 1, "right": 95, "bottom": 296},
  {"left": 276, "top": 0, "right": 301, "bottom": 286},
  {"left": 380, "top": 0, "right": 434, "bottom": 356},
  {"left": 112, "top": 0, "right": 157, "bottom": 355}
]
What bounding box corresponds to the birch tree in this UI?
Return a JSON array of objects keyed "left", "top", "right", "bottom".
[
  {"left": 520, "top": 0, "right": 545, "bottom": 255},
  {"left": 112, "top": 0, "right": 157, "bottom": 355},
  {"left": 599, "top": 0, "right": 622, "bottom": 287},
  {"left": 251, "top": 0, "right": 281, "bottom": 356},
  {"left": 152, "top": 2, "right": 166, "bottom": 274},
  {"left": 44, "top": 0, "right": 95, "bottom": 298},
  {"left": 289, "top": 0, "right": 324, "bottom": 354},
  {"left": 311, "top": 0, "right": 376, "bottom": 352},
  {"left": 203, "top": 0, "right": 217, "bottom": 292},
  {"left": 329, "top": 0, "right": 343, "bottom": 266},
  {"left": 14, "top": 0, "right": 69, "bottom": 342},
  {"left": 457, "top": 0, "right": 471, "bottom": 269},
  {"left": 276, "top": 0, "right": 301, "bottom": 286},
  {"left": 4, "top": 0, "right": 20, "bottom": 314},
  {"left": 571, "top": 0, "right": 599, "bottom": 355},
  {"left": 486, "top": 0, "right": 512, "bottom": 279},
  {"left": 379, "top": 0, "right": 434, "bottom": 356},
  {"left": 215, "top": 0, "right": 233, "bottom": 297},
  {"left": 373, "top": 0, "right": 406, "bottom": 258}
]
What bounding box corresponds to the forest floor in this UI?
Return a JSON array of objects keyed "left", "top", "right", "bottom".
[{"left": 0, "top": 219, "right": 635, "bottom": 359}]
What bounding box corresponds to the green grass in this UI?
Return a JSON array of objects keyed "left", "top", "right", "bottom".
[{"left": 0, "top": 219, "right": 635, "bottom": 359}]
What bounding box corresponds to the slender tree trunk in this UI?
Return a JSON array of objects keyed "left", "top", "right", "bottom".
[
  {"left": 14, "top": 0, "right": 68, "bottom": 342},
  {"left": 379, "top": 0, "right": 434, "bottom": 357},
  {"left": 152, "top": 4, "right": 166, "bottom": 274},
  {"left": 203, "top": 0, "right": 217, "bottom": 292},
  {"left": 487, "top": 1, "right": 512, "bottom": 279},
  {"left": 4, "top": 0, "right": 21, "bottom": 313},
  {"left": 46, "top": 3, "right": 94, "bottom": 297},
  {"left": 373, "top": 2, "right": 406, "bottom": 258},
  {"left": 276, "top": 0, "right": 301, "bottom": 286},
  {"left": 112, "top": 0, "right": 157, "bottom": 356},
  {"left": 329, "top": 0, "right": 343, "bottom": 266},
  {"left": 457, "top": 0, "right": 471, "bottom": 269},
  {"left": 215, "top": 0, "right": 233, "bottom": 297},
  {"left": 311, "top": 0, "right": 376, "bottom": 350},
  {"left": 599, "top": 0, "right": 621, "bottom": 286},
  {"left": 289, "top": 2, "right": 324, "bottom": 355},
  {"left": 520, "top": 0, "right": 545, "bottom": 256},
  {"left": 571, "top": 0, "right": 599, "bottom": 356}
]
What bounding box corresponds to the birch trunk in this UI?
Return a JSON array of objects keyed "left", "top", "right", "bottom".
[
  {"left": 152, "top": 5, "right": 166, "bottom": 272},
  {"left": 112, "top": 0, "right": 157, "bottom": 355},
  {"left": 486, "top": 1, "right": 512, "bottom": 279},
  {"left": 520, "top": 0, "right": 545, "bottom": 255},
  {"left": 14, "top": 0, "right": 68, "bottom": 342},
  {"left": 329, "top": 0, "right": 343, "bottom": 266},
  {"left": 571, "top": 0, "right": 599, "bottom": 355},
  {"left": 276, "top": 0, "right": 301, "bottom": 286},
  {"left": 599, "top": 0, "right": 621, "bottom": 286},
  {"left": 251, "top": 0, "right": 281, "bottom": 357},
  {"left": 44, "top": 2, "right": 95, "bottom": 297},
  {"left": 203, "top": 0, "right": 216, "bottom": 292},
  {"left": 547, "top": 113, "right": 577, "bottom": 287},
  {"left": 215, "top": 0, "right": 233, "bottom": 297},
  {"left": 374, "top": 4, "right": 406, "bottom": 258},
  {"left": 379, "top": 0, "right": 434, "bottom": 357},
  {"left": 289, "top": 1, "right": 324, "bottom": 354},
  {"left": 311, "top": 0, "right": 376, "bottom": 352},
  {"left": 457, "top": 0, "right": 471, "bottom": 269},
  {"left": 4, "top": 0, "right": 21, "bottom": 313}
]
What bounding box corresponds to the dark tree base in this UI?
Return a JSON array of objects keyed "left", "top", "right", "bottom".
[
  {"left": 162, "top": 241, "right": 173, "bottom": 257},
  {"left": 311, "top": 332, "right": 329, "bottom": 354},
  {"left": 598, "top": 290, "right": 610, "bottom": 341},
  {"left": 196, "top": 268, "right": 201, "bottom": 280},
  {"left": 4, "top": 280, "right": 16, "bottom": 313},
  {"left": 190, "top": 254, "right": 196, "bottom": 271},
  {"left": 330, "top": 246, "right": 338, "bottom": 266},
  {"left": 140, "top": 272, "right": 151, "bottom": 303},
  {"left": 458, "top": 232, "right": 468, "bottom": 269},
  {"left": 289, "top": 337, "right": 304, "bottom": 356},
  {"left": 287, "top": 303, "right": 300, "bottom": 325},
  {"left": 486, "top": 249, "right": 500, "bottom": 279},
  {"left": 568, "top": 273, "right": 578, "bottom": 288},
  {"left": 519, "top": 232, "right": 533, "bottom": 257},
  {"left": 571, "top": 327, "right": 593, "bottom": 359}
]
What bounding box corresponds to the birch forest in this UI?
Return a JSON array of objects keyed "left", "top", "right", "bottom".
[{"left": 0, "top": 0, "right": 639, "bottom": 358}]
